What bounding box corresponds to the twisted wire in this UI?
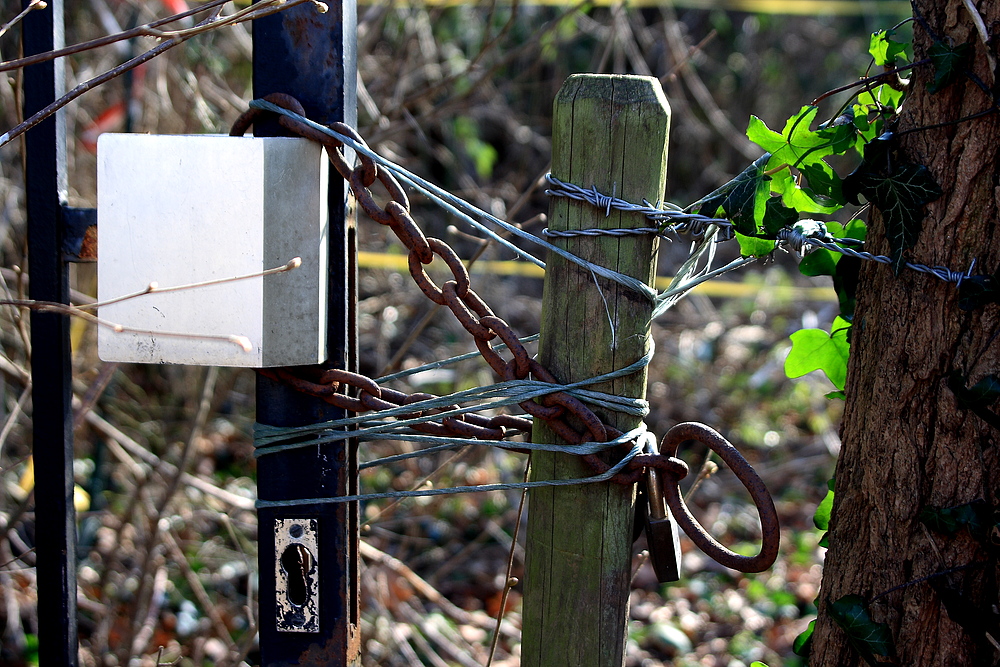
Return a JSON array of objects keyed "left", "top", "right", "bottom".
[{"left": 550, "top": 174, "right": 981, "bottom": 287}]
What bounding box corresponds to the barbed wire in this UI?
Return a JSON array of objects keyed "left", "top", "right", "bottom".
[
  {"left": 239, "top": 95, "right": 781, "bottom": 573},
  {"left": 544, "top": 173, "right": 983, "bottom": 287}
]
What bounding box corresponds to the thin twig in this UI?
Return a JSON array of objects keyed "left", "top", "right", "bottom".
[
  {"left": 0, "top": 0, "right": 319, "bottom": 147},
  {"left": 0, "top": 0, "right": 47, "bottom": 41},
  {"left": 0, "top": 298, "right": 254, "bottom": 352},
  {"left": 811, "top": 59, "right": 929, "bottom": 107},
  {"left": 81, "top": 257, "right": 301, "bottom": 311},
  {"left": 486, "top": 456, "right": 529, "bottom": 667},
  {"left": 0, "top": 384, "right": 30, "bottom": 459}
]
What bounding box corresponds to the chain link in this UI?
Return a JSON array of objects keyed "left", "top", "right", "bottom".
[{"left": 235, "top": 94, "right": 779, "bottom": 573}]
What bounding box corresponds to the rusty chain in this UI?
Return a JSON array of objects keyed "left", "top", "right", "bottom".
[{"left": 234, "top": 94, "right": 779, "bottom": 573}]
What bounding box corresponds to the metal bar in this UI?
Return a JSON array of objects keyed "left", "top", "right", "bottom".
[
  {"left": 252, "top": 0, "right": 360, "bottom": 663},
  {"left": 22, "top": 1, "right": 79, "bottom": 666}
]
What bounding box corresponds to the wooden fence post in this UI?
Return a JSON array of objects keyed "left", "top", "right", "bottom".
[{"left": 521, "top": 74, "right": 670, "bottom": 667}]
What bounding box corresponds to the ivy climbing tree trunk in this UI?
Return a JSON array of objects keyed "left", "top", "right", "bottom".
[{"left": 811, "top": 1, "right": 1000, "bottom": 665}]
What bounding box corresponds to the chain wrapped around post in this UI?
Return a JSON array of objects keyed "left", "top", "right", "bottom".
[{"left": 233, "top": 93, "right": 780, "bottom": 574}]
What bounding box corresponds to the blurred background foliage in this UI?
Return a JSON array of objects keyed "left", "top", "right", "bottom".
[{"left": 0, "top": 1, "right": 907, "bottom": 665}]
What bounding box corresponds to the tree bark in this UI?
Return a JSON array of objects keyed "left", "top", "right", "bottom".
[{"left": 811, "top": 2, "right": 1000, "bottom": 665}]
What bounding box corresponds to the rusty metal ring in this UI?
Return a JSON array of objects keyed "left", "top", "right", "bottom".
[
  {"left": 378, "top": 166, "right": 410, "bottom": 211},
  {"left": 350, "top": 168, "right": 393, "bottom": 225},
  {"left": 408, "top": 238, "right": 471, "bottom": 305},
  {"left": 480, "top": 316, "right": 530, "bottom": 380},
  {"left": 331, "top": 122, "right": 378, "bottom": 187},
  {"left": 387, "top": 202, "right": 433, "bottom": 264},
  {"left": 477, "top": 336, "right": 511, "bottom": 377},
  {"left": 442, "top": 282, "right": 494, "bottom": 340},
  {"left": 519, "top": 398, "right": 565, "bottom": 421},
  {"left": 230, "top": 93, "right": 306, "bottom": 136},
  {"left": 441, "top": 416, "right": 505, "bottom": 440},
  {"left": 658, "top": 422, "right": 779, "bottom": 573}
]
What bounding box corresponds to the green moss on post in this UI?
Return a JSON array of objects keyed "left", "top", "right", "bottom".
[{"left": 521, "top": 74, "right": 669, "bottom": 667}]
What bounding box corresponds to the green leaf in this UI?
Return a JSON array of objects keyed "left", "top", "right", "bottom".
[
  {"left": 785, "top": 316, "right": 851, "bottom": 390},
  {"left": 818, "top": 531, "right": 830, "bottom": 547},
  {"left": 857, "top": 84, "right": 905, "bottom": 112},
  {"left": 771, "top": 168, "right": 841, "bottom": 214},
  {"left": 965, "top": 375, "right": 1000, "bottom": 407},
  {"left": 736, "top": 232, "right": 777, "bottom": 257},
  {"left": 948, "top": 372, "right": 1000, "bottom": 432},
  {"left": 814, "top": 478, "right": 835, "bottom": 530},
  {"left": 828, "top": 595, "right": 896, "bottom": 665},
  {"left": 700, "top": 154, "right": 771, "bottom": 236},
  {"left": 800, "top": 247, "right": 840, "bottom": 276},
  {"left": 749, "top": 663, "right": 771, "bottom": 667},
  {"left": 761, "top": 195, "right": 798, "bottom": 237},
  {"left": 869, "top": 29, "right": 908, "bottom": 67},
  {"left": 793, "top": 619, "right": 815, "bottom": 657},
  {"left": 747, "top": 106, "right": 836, "bottom": 170},
  {"left": 928, "top": 40, "right": 971, "bottom": 93},
  {"left": 842, "top": 134, "right": 941, "bottom": 273},
  {"left": 800, "top": 160, "right": 845, "bottom": 204},
  {"left": 958, "top": 274, "right": 1000, "bottom": 311},
  {"left": 919, "top": 500, "right": 991, "bottom": 540},
  {"left": 799, "top": 219, "right": 865, "bottom": 278}
]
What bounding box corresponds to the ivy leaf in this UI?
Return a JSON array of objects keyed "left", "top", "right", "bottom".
[
  {"left": 829, "top": 595, "right": 897, "bottom": 665},
  {"left": 736, "top": 232, "right": 777, "bottom": 258},
  {"left": 800, "top": 220, "right": 845, "bottom": 277},
  {"left": 842, "top": 134, "right": 942, "bottom": 274},
  {"left": 747, "top": 106, "right": 835, "bottom": 170},
  {"left": 964, "top": 375, "right": 1000, "bottom": 407},
  {"left": 857, "top": 84, "right": 905, "bottom": 113},
  {"left": 800, "top": 160, "right": 845, "bottom": 204},
  {"left": 785, "top": 316, "right": 851, "bottom": 390},
  {"left": 928, "top": 40, "right": 972, "bottom": 93},
  {"left": 958, "top": 273, "right": 1000, "bottom": 311},
  {"left": 814, "top": 478, "right": 835, "bottom": 530},
  {"left": 800, "top": 219, "right": 866, "bottom": 278},
  {"left": 699, "top": 154, "right": 771, "bottom": 236},
  {"left": 948, "top": 372, "right": 1000, "bottom": 432},
  {"left": 919, "top": 500, "right": 991, "bottom": 541},
  {"left": 761, "top": 195, "right": 798, "bottom": 237},
  {"left": 869, "top": 29, "right": 908, "bottom": 67},
  {"left": 770, "top": 168, "right": 841, "bottom": 214},
  {"left": 793, "top": 619, "right": 815, "bottom": 657}
]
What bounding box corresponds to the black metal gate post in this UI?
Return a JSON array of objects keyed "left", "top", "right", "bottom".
[
  {"left": 22, "top": 1, "right": 79, "bottom": 666},
  {"left": 253, "top": 1, "right": 360, "bottom": 664}
]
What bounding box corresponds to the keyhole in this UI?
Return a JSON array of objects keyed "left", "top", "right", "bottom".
[{"left": 280, "top": 543, "right": 313, "bottom": 606}]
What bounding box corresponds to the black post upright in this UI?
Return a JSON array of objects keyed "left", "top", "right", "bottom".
[
  {"left": 22, "top": 1, "right": 79, "bottom": 666},
  {"left": 253, "top": 1, "right": 360, "bottom": 664}
]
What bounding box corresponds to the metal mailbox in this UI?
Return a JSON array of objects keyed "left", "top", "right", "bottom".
[{"left": 97, "top": 133, "right": 329, "bottom": 367}]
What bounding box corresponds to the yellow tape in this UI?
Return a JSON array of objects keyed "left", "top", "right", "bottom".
[
  {"left": 358, "top": 251, "right": 836, "bottom": 301},
  {"left": 381, "top": 0, "right": 909, "bottom": 14}
]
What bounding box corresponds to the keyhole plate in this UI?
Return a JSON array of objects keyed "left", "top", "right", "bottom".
[{"left": 275, "top": 518, "right": 319, "bottom": 632}]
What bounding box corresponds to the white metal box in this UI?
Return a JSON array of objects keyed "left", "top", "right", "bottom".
[{"left": 97, "top": 134, "right": 329, "bottom": 367}]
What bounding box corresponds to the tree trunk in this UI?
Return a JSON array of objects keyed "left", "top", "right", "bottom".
[{"left": 811, "top": 2, "right": 1000, "bottom": 665}]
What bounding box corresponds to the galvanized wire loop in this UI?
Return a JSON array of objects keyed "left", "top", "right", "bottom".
[
  {"left": 238, "top": 98, "right": 783, "bottom": 574},
  {"left": 657, "top": 422, "right": 780, "bottom": 573}
]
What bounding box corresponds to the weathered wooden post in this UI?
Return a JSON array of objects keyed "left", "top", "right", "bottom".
[
  {"left": 252, "top": 2, "right": 360, "bottom": 664},
  {"left": 521, "top": 74, "right": 669, "bottom": 667}
]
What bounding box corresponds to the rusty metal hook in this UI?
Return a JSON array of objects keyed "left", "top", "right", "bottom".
[{"left": 658, "top": 422, "right": 780, "bottom": 573}]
